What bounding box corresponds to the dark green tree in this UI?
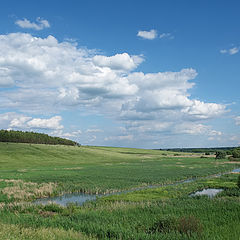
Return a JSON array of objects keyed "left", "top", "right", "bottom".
[
  {"left": 0, "top": 129, "right": 79, "bottom": 146},
  {"left": 215, "top": 151, "right": 226, "bottom": 159}
]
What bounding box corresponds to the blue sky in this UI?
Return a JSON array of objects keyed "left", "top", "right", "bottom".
[{"left": 0, "top": 0, "right": 239, "bottom": 148}]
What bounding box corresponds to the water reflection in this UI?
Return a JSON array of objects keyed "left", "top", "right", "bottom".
[{"left": 190, "top": 188, "right": 223, "bottom": 198}]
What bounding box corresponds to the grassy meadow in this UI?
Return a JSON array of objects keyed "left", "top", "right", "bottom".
[{"left": 0, "top": 142, "right": 239, "bottom": 239}]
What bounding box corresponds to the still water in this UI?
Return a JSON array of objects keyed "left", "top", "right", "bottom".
[
  {"left": 33, "top": 192, "right": 97, "bottom": 207},
  {"left": 190, "top": 188, "right": 223, "bottom": 198}
]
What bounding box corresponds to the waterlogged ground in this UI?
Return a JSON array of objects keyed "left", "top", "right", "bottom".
[{"left": 0, "top": 142, "right": 239, "bottom": 239}]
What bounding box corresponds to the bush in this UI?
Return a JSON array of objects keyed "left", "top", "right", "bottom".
[
  {"left": 148, "top": 216, "right": 178, "bottom": 233},
  {"left": 215, "top": 151, "right": 226, "bottom": 159},
  {"left": 178, "top": 216, "right": 203, "bottom": 237},
  {"left": 228, "top": 156, "right": 240, "bottom": 162},
  {"left": 149, "top": 215, "right": 203, "bottom": 237},
  {"left": 232, "top": 149, "right": 240, "bottom": 158}
]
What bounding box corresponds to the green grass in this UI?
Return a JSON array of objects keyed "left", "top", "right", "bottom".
[
  {"left": 0, "top": 142, "right": 240, "bottom": 239},
  {"left": 0, "top": 142, "right": 237, "bottom": 195},
  {"left": 0, "top": 222, "right": 95, "bottom": 240}
]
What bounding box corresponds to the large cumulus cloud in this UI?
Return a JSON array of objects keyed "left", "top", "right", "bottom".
[{"left": 0, "top": 33, "right": 227, "bottom": 142}]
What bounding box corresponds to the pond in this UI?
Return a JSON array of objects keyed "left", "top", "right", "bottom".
[
  {"left": 190, "top": 188, "right": 223, "bottom": 198},
  {"left": 33, "top": 193, "right": 98, "bottom": 207}
]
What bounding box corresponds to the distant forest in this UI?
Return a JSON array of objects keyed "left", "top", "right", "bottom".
[
  {"left": 162, "top": 147, "right": 235, "bottom": 154},
  {"left": 0, "top": 130, "right": 79, "bottom": 146}
]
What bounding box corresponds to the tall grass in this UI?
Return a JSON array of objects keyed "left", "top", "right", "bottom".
[{"left": 0, "top": 143, "right": 239, "bottom": 239}]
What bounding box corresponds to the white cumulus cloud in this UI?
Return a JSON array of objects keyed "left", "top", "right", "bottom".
[
  {"left": 26, "top": 116, "right": 63, "bottom": 129},
  {"left": 15, "top": 17, "right": 50, "bottom": 30},
  {"left": 0, "top": 32, "right": 229, "bottom": 146},
  {"left": 6, "top": 113, "right": 63, "bottom": 130},
  {"left": 182, "top": 100, "right": 226, "bottom": 120},
  {"left": 137, "top": 29, "right": 157, "bottom": 40},
  {"left": 93, "top": 53, "right": 143, "bottom": 71},
  {"left": 174, "top": 123, "right": 222, "bottom": 136}
]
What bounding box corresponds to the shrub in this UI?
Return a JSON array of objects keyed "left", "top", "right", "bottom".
[
  {"left": 215, "top": 151, "right": 226, "bottom": 159},
  {"left": 232, "top": 149, "right": 240, "bottom": 158},
  {"left": 228, "top": 156, "right": 240, "bottom": 162},
  {"left": 148, "top": 216, "right": 178, "bottom": 233},
  {"left": 177, "top": 216, "right": 203, "bottom": 237}
]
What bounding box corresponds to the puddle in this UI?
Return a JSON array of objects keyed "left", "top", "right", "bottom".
[
  {"left": 190, "top": 188, "right": 223, "bottom": 198},
  {"left": 33, "top": 168, "right": 239, "bottom": 206}
]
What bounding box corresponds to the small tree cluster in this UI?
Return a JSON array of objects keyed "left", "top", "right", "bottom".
[
  {"left": 232, "top": 149, "right": 240, "bottom": 158},
  {"left": 215, "top": 151, "right": 226, "bottom": 159}
]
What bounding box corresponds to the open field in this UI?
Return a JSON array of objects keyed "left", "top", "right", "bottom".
[{"left": 0, "top": 142, "right": 240, "bottom": 239}]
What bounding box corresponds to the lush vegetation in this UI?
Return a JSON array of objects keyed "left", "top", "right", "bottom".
[
  {"left": 232, "top": 148, "right": 240, "bottom": 159},
  {"left": 0, "top": 130, "right": 78, "bottom": 146},
  {"left": 0, "top": 143, "right": 239, "bottom": 239}
]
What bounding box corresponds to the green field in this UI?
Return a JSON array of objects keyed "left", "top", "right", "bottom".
[{"left": 0, "top": 142, "right": 239, "bottom": 239}]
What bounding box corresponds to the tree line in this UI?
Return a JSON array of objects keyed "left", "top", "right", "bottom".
[
  {"left": 0, "top": 130, "right": 79, "bottom": 146},
  {"left": 163, "top": 147, "right": 235, "bottom": 154}
]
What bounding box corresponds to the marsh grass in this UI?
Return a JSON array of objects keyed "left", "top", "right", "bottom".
[
  {"left": 0, "top": 222, "right": 95, "bottom": 240},
  {"left": 0, "top": 179, "right": 57, "bottom": 201},
  {"left": 0, "top": 143, "right": 240, "bottom": 239}
]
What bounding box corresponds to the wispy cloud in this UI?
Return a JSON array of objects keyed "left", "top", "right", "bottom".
[
  {"left": 86, "top": 128, "right": 103, "bottom": 133},
  {"left": 235, "top": 116, "right": 240, "bottom": 125},
  {"left": 220, "top": 47, "right": 239, "bottom": 55},
  {"left": 137, "top": 29, "right": 157, "bottom": 40},
  {"left": 159, "top": 32, "right": 174, "bottom": 39},
  {"left": 104, "top": 135, "right": 133, "bottom": 141},
  {"left": 15, "top": 17, "right": 50, "bottom": 30}
]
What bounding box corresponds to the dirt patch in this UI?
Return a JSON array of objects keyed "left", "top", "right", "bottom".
[
  {"left": 63, "top": 167, "right": 83, "bottom": 170},
  {"left": 17, "top": 169, "right": 28, "bottom": 173},
  {"left": 223, "top": 161, "right": 240, "bottom": 164},
  {"left": 39, "top": 211, "right": 57, "bottom": 217},
  {"left": 170, "top": 154, "right": 202, "bottom": 158}
]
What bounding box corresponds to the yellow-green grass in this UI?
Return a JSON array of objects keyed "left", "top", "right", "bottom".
[
  {"left": 0, "top": 222, "right": 95, "bottom": 240},
  {"left": 0, "top": 142, "right": 240, "bottom": 239}
]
